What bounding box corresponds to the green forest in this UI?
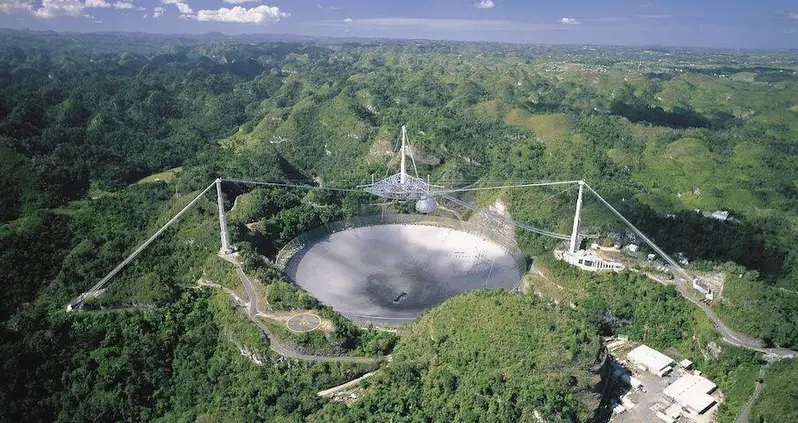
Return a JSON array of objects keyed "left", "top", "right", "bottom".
[{"left": 1, "top": 29, "right": 797, "bottom": 421}]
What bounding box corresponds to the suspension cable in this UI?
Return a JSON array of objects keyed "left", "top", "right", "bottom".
[
  {"left": 583, "top": 182, "right": 695, "bottom": 283},
  {"left": 433, "top": 180, "right": 580, "bottom": 194},
  {"left": 68, "top": 181, "right": 217, "bottom": 310},
  {"left": 440, "top": 193, "right": 571, "bottom": 240},
  {"left": 222, "top": 178, "right": 361, "bottom": 192}
]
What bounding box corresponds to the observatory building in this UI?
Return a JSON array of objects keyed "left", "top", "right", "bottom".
[{"left": 627, "top": 344, "right": 675, "bottom": 377}]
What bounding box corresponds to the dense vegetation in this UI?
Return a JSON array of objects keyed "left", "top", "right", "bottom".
[
  {"left": 1, "top": 289, "right": 378, "bottom": 422},
  {"left": 310, "top": 290, "right": 604, "bottom": 422},
  {"left": 749, "top": 359, "right": 798, "bottom": 423},
  {"left": 1, "top": 29, "right": 797, "bottom": 421},
  {"left": 527, "top": 257, "right": 763, "bottom": 422}
]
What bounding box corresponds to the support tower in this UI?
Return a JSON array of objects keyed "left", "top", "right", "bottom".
[
  {"left": 569, "top": 180, "right": 584, "bottom": 253},
  {"left": 216, "top": 178, "right": 233, "bottom": 255}
]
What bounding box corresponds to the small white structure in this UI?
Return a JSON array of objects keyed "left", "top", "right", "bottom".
[
  {"left": 627, "top": 244, "right": 640, "bottom": 253},
  {"left": 710, "top": 210, "right": 729, "bottom": 221},
  {"left": 679, "top": 359, "right": 693, "bottom": 369},
  {"left": 693, "top": 279, "right": 710, "bottom": 295},
  {"left": 621, "top": 392, "right": 636, "bottom": 409},
  {"left": 627, "top": 345, "right": 674, "bottom": 377},
  {"left": 663, "top": 373, "right": 717, "bottom": 415},
  {"left": 556, "top": 249, "right": 624, "bottom": 272},
  {"left": 618, "top": 372, "right": 644, "bottom": 389},
  {"left": 656, "top": 403, "right": 683, "bottom": 423},
  {"left": 647, "top": 253, "right": 656, "bottom": 261}
]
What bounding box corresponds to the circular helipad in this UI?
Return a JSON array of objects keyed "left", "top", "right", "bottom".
[
  {"left": 286, "top": 313, "right": 322, "bottom": 332},
  {"left": 283, "top": 223, "right": 524, "bottom": 326}
]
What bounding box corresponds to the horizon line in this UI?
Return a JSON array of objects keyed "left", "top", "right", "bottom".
[{"left": 2, "top": 27, "right": 797, "bottom": 52}]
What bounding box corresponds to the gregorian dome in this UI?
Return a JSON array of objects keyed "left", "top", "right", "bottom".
[{"left": 415, "top": 197, "right": 438, "bottom": 213}]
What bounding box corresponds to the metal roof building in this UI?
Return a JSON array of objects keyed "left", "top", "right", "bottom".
[
  {"left": 627, "top": 344, "right": 675, "bottom": 376},
  {"left": 663, "top": 373, "right": 717, "bottom": 415}
]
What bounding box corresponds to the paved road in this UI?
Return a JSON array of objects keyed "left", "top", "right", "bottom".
[
  {"left": 650, "top": 270, "right": 797, "bottom": 358},
  {"left": 230, "top": 261, "right": 384, "bottom": 364},
  {"left": 236, "top": 266, "right": 258, "bottom": 316},
  {"left": 735, "top": 380, "right": 765, "bottom": 423},
  {"left": 317, "top": 369, "right": 381, "bottom": 397}
]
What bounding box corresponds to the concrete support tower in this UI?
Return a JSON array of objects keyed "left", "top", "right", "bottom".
[
  {"left": 216, "top": 178, "right": 233, "bottom": 255},
  {"left": 399, "top": 125, "right": 407, "bottom": 185},
  {"left": 569, "top": 180, "right": 585, "bottom": 253}
]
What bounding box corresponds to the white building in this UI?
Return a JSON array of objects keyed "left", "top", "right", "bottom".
[
  {"left": 656, "top": 403, "right": 683, "bottom": 423},
  {"left": 627, "top": 344, "right": 675, "bottom": 376},
  {"left": 663, "top": 373, "right": 717, "bottom": 415},
  {"left": 710, "top": 210, "right": 729, "bottom": 221},
  {"left": 627, "top": 244, "right": 639, "bottom": 253},
  {"left": 612, "top": 363, "right": 644, "bottom": 389},
  {"left": 619, "top": 373, "right": 643, "bottom": 389},
  {"left": 555, "top": 249, "right": 624, "bottom": 272}
]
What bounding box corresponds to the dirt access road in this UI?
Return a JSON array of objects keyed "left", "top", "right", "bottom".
[{"left": 211, "top": 256, "right": 385, "bottom": 364}]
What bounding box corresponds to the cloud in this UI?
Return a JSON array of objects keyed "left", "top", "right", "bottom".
[
  {"left": 223, "top": 0, "right": 258, "bottom": 3},
  {"left": 193, "top": 5, "right": 288, "bottom": 23},
  {"left": 153, "top": 5, "right": 164, "bottom": 18},
  {"left": 343, "top": 17, "right": 352, "bottom": 22},
  {"left": 84, "top": 0, "right": 110, "bottom": 8},
  {"left": 1, "top": 0, "right": 92, "bottom": 18},
  {"left": 560, "top": 17, "right": 580, "bottom": 25},
  {"left": 789, "top": 12, "right": 798, "bottom": 20},
  {"left": 160, "top": 0, "right": 181, "bottom": 4},
  {"left": 317, "top": 3, "right": 339, "bottom": 10},
  {"left": 640, "top": 2, "right": 654, "bottom": 7},
  {"left": 34, "top": 0, "right": 85, "bottom": 18},
  {"left": 113, "top": 1, "right": 134, "bottom": 9},
  {"left": 474, "top": 0, "right": 494, "bottom": 9},
  {"left": 637, "top": 14, "right": 671, "bottom": 19},
  {"left": 174, "top": 2, "right": 193, "bottom": 14},
  {"left": 0, "top": 0, "right": 34, "bottom": 13}
]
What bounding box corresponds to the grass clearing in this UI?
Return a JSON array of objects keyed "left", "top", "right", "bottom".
[
  {"left": 136, "top": 167, "right": 182, "bottom": 184},
  {"left": 474, "top": 99, "right": 503, "bottom": 121},
  {"left": 504, "top": 110, "right": 571, "bottom": 143}
]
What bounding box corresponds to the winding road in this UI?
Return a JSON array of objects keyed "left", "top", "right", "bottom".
[
  {"left": 655, "top": 270, "right": 797, "bottom": 358},
  {"left": 220, "top": 258, "right": 384, "bottom": 364},
  {"left": 735, "top": 379, "right": 765, "bottom": 423}
]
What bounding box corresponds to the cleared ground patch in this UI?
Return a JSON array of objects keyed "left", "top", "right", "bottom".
[
  {"left": 136, "top": 167, "right": 182, "bottom": 184},
  {"left": 504, "top": 110, "right": 571, "bottom": 143},
  {"left": 286, "top": 313, "right": 322, "bottom": 333}
]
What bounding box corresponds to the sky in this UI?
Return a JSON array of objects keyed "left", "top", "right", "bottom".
[{"left": 1, "top": 0, "right": 797, "bottom": 49}]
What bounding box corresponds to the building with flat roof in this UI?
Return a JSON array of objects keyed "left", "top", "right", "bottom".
[
  {"left": 555, "top": 249, "right": 624, "bottom": 272},
  {"left": 627, "top": 344, "right": 675, "bottom": 376},
  {"left": 656, "top": 403, "right": 682, "bottom": 423},
  {"left": 663, "top": 373, "right": 717, "bottom": 415}
]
